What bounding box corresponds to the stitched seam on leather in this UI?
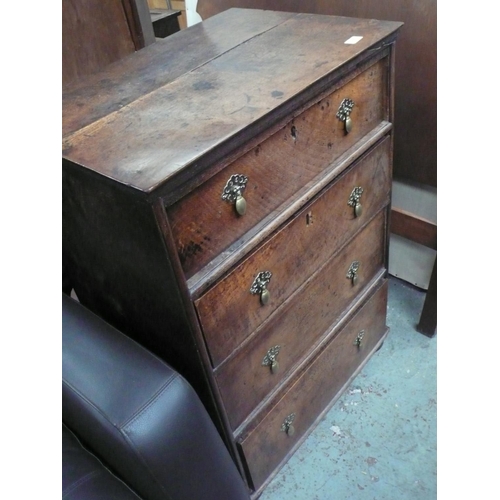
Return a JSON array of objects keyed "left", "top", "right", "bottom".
[
  {"left": 62, "top": 470, "right": 101, "bottom": 498},
  {"left": 121, "top": 373, "right": 177, "bottom": 428},
  {"left": 63, "top": 371, "right": 177, "bottom": 427},
  {"left": 119, "top": 376, "right": 181, "bottom": 500}
]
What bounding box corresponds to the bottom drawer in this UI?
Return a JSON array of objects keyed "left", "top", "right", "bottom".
[{"left": 237, "top": 280, "right": 389, "bottom": 492}]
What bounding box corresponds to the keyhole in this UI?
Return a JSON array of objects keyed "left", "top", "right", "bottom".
[
  {"left": 306, "top": 211, "right": 314, "bottom": 226},
  {"left": 291, "top": 125, "right": 297, "bottom": 141}
]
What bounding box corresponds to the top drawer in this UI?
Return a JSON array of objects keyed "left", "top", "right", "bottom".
[{"left": 167, "top": 57, "right": 389, "bottom": 279}]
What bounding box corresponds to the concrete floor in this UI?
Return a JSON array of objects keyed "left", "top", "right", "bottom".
[{"left": 260, "top": 276, "right": 437, "bottom": 500}]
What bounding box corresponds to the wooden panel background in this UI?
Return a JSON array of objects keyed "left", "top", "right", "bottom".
[
  {"left": 197, "top": 0, "right": 437, "bottom": 188},
  {"left": 63, "top": 0, "right": 155, "bottom": 88}
]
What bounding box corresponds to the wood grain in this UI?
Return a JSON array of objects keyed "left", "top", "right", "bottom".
[
  {"left": 195, "top": 137, "right": 391, "bottom": 366},
  {"left": 63, "top": 0, "right": 137, "bottom": 88},
  {"left": 238, "top": 280, "right": 388, "bottom": 491},
  {"left": 216, "top": 210, "right": 386, "bottom": 429},
  {"left": 186, "top": 121, "right": 392, "bottom": 296},
  {"left": 62, "top": 12, "right": 402, "bottom": 192},
  {"left": 63, "top": 9, "right": 296, "bottom": 135},
  {"left": 169, "top": 57, "right": 388, "bottom": 277},
  {"left": 391, "top": 206, "right": 437, "bottom": 250}
]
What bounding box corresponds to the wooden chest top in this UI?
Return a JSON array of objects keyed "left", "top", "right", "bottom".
[{"left": 62, "top": 9, "right": 402, "bottom": 194}]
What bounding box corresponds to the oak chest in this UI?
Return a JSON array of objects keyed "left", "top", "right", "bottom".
[{"left": 62, "top": 9, "right": 402, "bottom": 496}]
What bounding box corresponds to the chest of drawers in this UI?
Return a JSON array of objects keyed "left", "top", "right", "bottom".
[{"left": 62, "top": 9, "right": 402, "bottom": 497}]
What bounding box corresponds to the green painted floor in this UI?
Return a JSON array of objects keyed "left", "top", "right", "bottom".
[{"left": 260, "top": 276, "right": 437, "bottom": 500}]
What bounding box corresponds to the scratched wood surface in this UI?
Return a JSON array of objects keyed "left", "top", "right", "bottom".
[
  {"left": 62, "top": 8, "right": 295, "bottom": 136},
  {"left": 238, "top": 280, "right": 388, "bottom": 492},
  {"left": 216, "top": 210, "right": 386, "bottom": 430},
  {"left": 62, "top": 11, "right": 402, "bottom": 193},
  {"left": 169, "top": 57, "right": 388, "bottom": 278},
  {"left": 195, "top": 137, "right": 391, "bottom": 367}
]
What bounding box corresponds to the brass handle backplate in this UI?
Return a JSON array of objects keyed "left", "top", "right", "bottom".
[
  {"left": 250, "top": 271, "right": 272, "bottom": 305},
  {"left": 221, "top": 174, "right": 248, "bottom": 216},
  {"left": 281, "top": 413, "right": 296, "bottom": 436},
  {"left": 262, "top": 345, "right": 281, "bottom": 374},
  {"left": 346, "top": 261, "right": 360, "bottom": 286},
  {"left": 354, "top": 330, "right": 365, "bottom": 347},
  {"left": 336, "top": 98, "right": 355, "bottom": 134},
  {"left": 348, "top": 186, "right": 364, "bottom": 217}
]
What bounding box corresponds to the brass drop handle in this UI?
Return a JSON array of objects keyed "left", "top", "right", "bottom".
[
  {"left": 250, "top": 271, "right": 272, "bottom": 305},
  {"left": 336, "top": 98, "right": 355, "bottom": 134},
  {"left": 235, "top": 195, "right": 247, "bottom": 215},
  {"left": 262, "top": 345, "right": 281, "bottom": 374},
  {"left": 346, "top": 261, "right": 360, "bottom": 286},
  {"left": 281, "top": 413, "right": 296, "bottom": 436},
  {"left": 354, "top": 330, "right": 365, "bottom": 347},
  {"left": 221, "top": 174, "right": 248, "bottom": 216},
  {"left": 348, "top": 186, "right": 364, "bottom": 218}
]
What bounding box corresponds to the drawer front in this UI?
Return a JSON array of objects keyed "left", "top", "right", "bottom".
[
  {"left": 196, "top": 136, "right": 391, "bottom": 367},
  {"left": 168, "top": 57, "right": 389, "bottom": 278},
  {"left": 216, "top": 210, "right": 386, "bottom": 429},
  {"left": 237, "top": 280, "right": 388, "bottom": 491}
]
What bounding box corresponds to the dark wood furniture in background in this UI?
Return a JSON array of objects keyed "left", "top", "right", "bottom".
[
  {"left": 63, "top": 9, "right": 402, "bottom": 496},
  {"left": 417, "top": 258, "right": 437, "bottom": 336},
  {"left": 62, "top": 0, "right": 155, "bottom": 88},
  {"left": 148, "top": 0, "right": 188, "bottom": 29},
  {"left": 150, "top": 8, "right": 181, "bottom": 37}
]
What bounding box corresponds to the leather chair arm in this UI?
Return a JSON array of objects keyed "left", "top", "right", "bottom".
[
  {"left": 63, "top": 423, "right": 141, "bottom": 499},
  {"left": 62, "top": 294, "right": 250, "bottom": 500}
]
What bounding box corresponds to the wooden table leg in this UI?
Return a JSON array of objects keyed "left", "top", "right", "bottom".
[{"left": 417, "top": 257, "right": 437, "bottom": 337}]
